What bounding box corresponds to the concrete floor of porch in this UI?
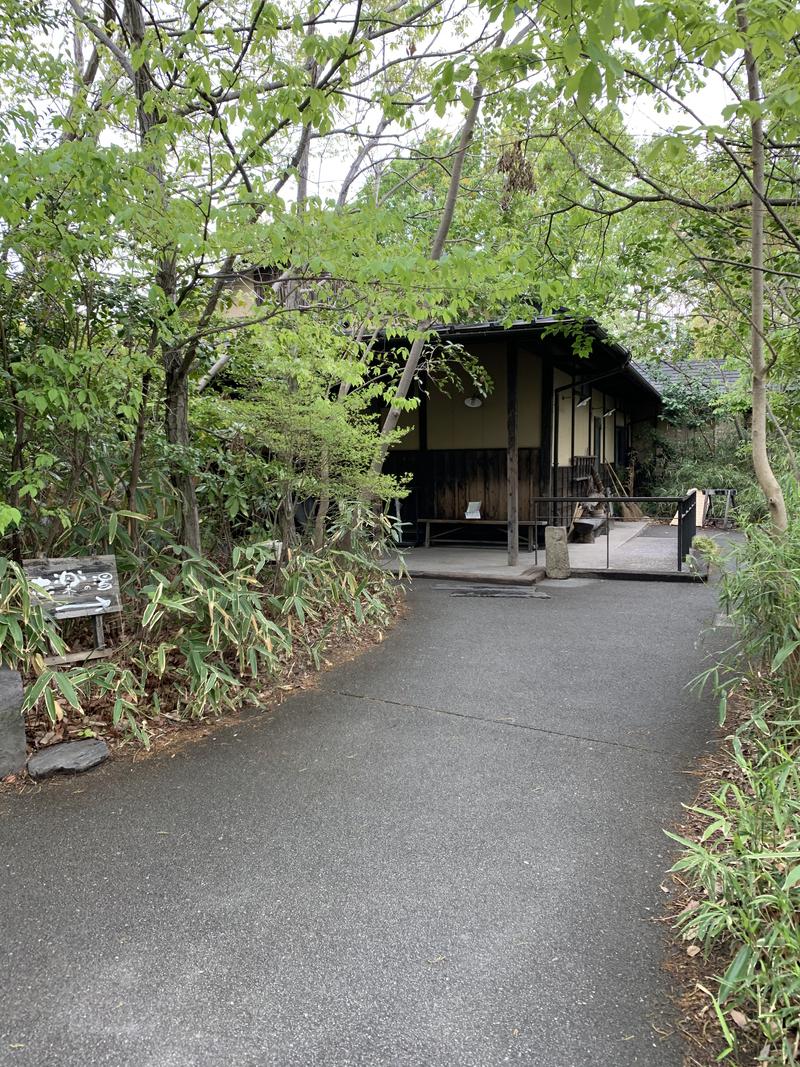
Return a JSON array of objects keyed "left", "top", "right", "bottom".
[{"left": 381, "top": 519, "right": 703, "bottom": 584}]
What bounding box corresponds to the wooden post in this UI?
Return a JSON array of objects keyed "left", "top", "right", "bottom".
[
  {"left": 507, "top": 345, "right": 519, "bottom": 566},
  {"left": 540, "top": 360, "right": 553, "bottom": 500},
  {"left": 418, "top": 373, "right": 428, "bottom": 452}
]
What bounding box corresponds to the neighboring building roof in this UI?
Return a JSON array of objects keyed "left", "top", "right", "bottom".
[{"left": 633, "top": 359, "right": 741, "bottom": 394}]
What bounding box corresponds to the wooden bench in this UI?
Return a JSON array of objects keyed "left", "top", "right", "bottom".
[
  {"left": 571, "top": 514, "right": 608, "bottom": 544},
  {"left": 419, "top": 518, "right": 546, "bottom": 552}
]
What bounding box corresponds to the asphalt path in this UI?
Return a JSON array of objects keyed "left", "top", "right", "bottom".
[{"left": 0, "top": 577, "right": 722, "bottom": 1066}]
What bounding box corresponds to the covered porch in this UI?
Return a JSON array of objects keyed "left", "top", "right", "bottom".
[
  {"left": 383, "top": 317, "right": 662, "bottom": 566},
  {"left": 382, "top": 519, "right": 705, "bottom": 583}
]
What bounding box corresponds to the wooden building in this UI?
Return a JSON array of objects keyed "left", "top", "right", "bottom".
[{"left": 382, "top": 318, "right": 662, "bottom": 557}]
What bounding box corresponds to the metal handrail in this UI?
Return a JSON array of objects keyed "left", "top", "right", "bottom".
[
  {"left": 530, "top": 495, "right": 692, "bottom": 503},
  {"left": 528, "top": 493, "right": 697, "bottom": 572}
]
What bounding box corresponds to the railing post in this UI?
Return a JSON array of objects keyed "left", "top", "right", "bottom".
[
  {"left": 677, "top": 507, "right": 683, "bottom": 572},
  {"left": 677, "top": 492, "right": 696, "bottom": 571},
  {"left": 679, "top": 496, "right": 686, "bottom": 571},
  {"left": 534, "top": 499, "right": 539, "bottom": 566},
  {"left": 606, "top": 513, "right": 610, "bottom": 570}
]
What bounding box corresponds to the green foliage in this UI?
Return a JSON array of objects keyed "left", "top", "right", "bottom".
[
  {"left": 8, "top": 542, "right": 400, "bottom": 748},
  {"left": 641, "top": 425, "right": 758, "bottom": 513},
  {"left": 657, "top": 376, "right": 721, "bottom": 431},
  {"left": 674, "top": 491, "right": 800, "bottom": 1062},
  {"left": 1, "top": 0, "right": 542, "bottom": 752},
  {"left": 690, "top": 534, "right": 722, "bottom": 569},
  {"left": 0, "top": 558, "right": 154, "bottom": 743},
  {"left": 720, "top": 488, "right": 800, "bottom": 703},
  {"left": 668, "top": 751, "right": 800, "bottom": 1065},
  {"left": 0, "top": 557, "right": 66, "bottom": 669},
  {"left": 137, "top": 548, "right": 291, "bottom": 720},
  {"left": 1, "top": 0, "right": 799, "bottom": 768}
]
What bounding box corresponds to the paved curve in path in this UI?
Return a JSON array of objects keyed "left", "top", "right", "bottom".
[{"left": 0, "top": 577, "right": 721, "bottom": 1067}]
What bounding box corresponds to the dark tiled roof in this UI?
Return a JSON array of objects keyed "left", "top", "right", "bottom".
[{"left": 632, "top": 359, "right": 741, "bottom": 395}]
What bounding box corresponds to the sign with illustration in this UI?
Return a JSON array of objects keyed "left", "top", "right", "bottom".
[{"left": 23, "top": 556, "right": 121, "bottom": 619}]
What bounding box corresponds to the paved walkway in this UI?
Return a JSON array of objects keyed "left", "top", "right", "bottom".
[{"left": 0, "top": 578, "right": 722, "bottom": 1066}]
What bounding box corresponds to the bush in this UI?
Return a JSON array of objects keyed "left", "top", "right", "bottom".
[
  {"left": 670, "top": 490, "right": 800, "bottom": 1064},
  {"left": 651, "top": 454, "right": 758, "bottom": 512},
  {"left": 718, "top": 488, "right": 800, "bottom": 702},
  {"left": 4, "top": 542, "right": 401, "bottom": 752}
]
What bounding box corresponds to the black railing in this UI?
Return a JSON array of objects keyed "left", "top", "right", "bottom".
[
  {"left": 529, "top": 494, "right": 698, "bottom": 572},
  {"left": 676, "top": 492, "right": 697, "bottom": 569}
]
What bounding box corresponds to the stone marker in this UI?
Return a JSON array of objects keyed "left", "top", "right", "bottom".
[
  {"left": 0, "top": 668, "right": 26, "bottom": 778},
  {"left": 545, "top": 526, "right": 571, "bottom": 579},
  {"left": 27, "top": 738, "right": 109, "bottom": 780}
]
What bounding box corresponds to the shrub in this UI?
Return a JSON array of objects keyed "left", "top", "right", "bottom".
[
  {"left": 4, "top": 542, "right": 401, "bottom": 752},
  {"left": 671, "top": 487, "right": 800, "bottom": 1063}
]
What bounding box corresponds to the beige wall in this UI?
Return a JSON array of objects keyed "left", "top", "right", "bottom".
[
  {"left": 555, "top": 378, "right": 631, "bottom": 466},
  {"left": 573, "top": 391, "right": 590, "bottom": 458},
  {"left": 228, "top": 277, "right": 259, "bottom": 318},
  {"left": 395, "top": 342, "right": 542, "bottom": 451},
  {"left": 392, "top": 346, "right": 637, "bottom": 466},
  {"left": 604, "top": 400, "right": 617, "bottom": 463},
  {"left": 554, "top": 368, "right": 572, "bottom": 465}
]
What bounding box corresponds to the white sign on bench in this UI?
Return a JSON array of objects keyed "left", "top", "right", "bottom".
[{"left": 465, "top": 501, "right": 482, "bottom": 520}]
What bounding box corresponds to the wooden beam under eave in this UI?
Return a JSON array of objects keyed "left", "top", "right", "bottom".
[{"left": 507, "top": 344, "right": 519, "bottom": 566}]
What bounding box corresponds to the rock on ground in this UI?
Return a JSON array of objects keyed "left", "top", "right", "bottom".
[
  {"left": 27, "top": 739, "right": 109, "bottom": 780},
  {"left": 0, "top": 669, "right": 26, "bottom": 778}
]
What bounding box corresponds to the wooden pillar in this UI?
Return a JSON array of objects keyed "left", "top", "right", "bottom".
[
  {"left": 587, "top": 389, "right": 593, "bottom": 455},
  {"left": 418, "top": 374, "right": 428, "bottom": 452},
  {"left": 415, "top": 377, "right": 427, "bottom": 541},
  {"left": 507, "top": 345, "right": 519, "bottom": 566},
  {"left": 540, "top": 360, "right": 553, "bottom": 498}
]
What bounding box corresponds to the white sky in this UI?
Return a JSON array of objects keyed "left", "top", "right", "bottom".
[{"left": 42, "top": 8, "right": 737, "bottom": 208}]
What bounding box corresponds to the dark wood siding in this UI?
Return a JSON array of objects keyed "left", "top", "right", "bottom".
[
  {"left": 384, "top": 448, "right": 542, "bottom": 529},
  {"left": 550, "top": 456, "right": 596, "bottom": 525}
]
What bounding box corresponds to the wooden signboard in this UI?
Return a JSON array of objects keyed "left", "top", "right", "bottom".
[{"left": 23, "top": 556, "right": 121, "bottom": 620}]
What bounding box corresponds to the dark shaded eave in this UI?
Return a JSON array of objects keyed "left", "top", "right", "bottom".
[{"left": 410, "top": 317, "right": 662, "bottom": 411}]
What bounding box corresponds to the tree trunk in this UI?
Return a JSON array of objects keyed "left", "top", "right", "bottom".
[
  {"left": 164, "top": 350, "right": 202, "bottom": 552},
  {"left": 313, "top": 449, "right": 330, "bottom": 551},
  {"left": 738, "top": 3, "right": 788, "bottom": 531},
  {"left": 372, "top": 82, "right": 486, "bottom": 474},
  {"left": 0, "top": 315, "right": 24, "bottom": 563},
  {"left": 127, "top": 368, "right": 151, "bottom": 528},
  {"left": 121, "top": 0, "right": 203, "bottom": 552}
]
